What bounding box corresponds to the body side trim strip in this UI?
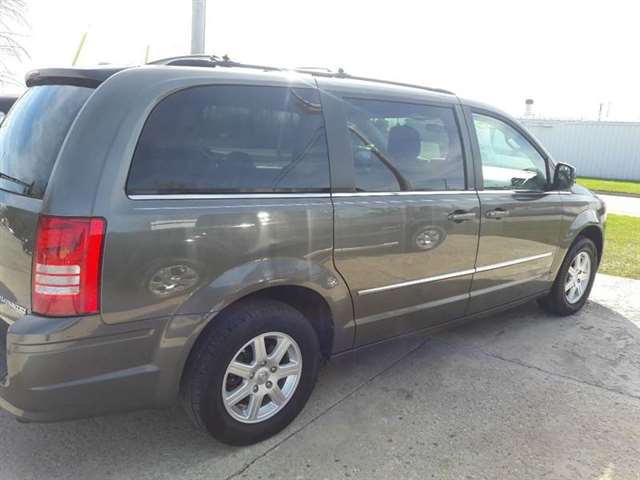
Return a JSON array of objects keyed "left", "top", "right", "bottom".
[
  {"left": 352, "top": 277, "right": 548, "bottom": 330},
  {"left": 474, "top": 252, "right": 553, "bottom": 273},
  {"left": 358, "top": 268, "right": 476, "bottom": 296},
  {"left": 357, "top": 252, "right": 553, "bottom": 296}
]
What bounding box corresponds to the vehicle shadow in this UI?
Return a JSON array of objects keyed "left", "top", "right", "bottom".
[{"left": 1, "top": 298, "right": 638, "bottom": 480}]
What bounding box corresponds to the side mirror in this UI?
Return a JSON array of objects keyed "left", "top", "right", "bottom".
[{"left": 553, "top": 162, "right": 576, "bottom": 190}]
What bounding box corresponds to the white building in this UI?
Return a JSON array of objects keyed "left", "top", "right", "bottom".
[{"left": 521, "top": 118, "right": 640, "bottom": 181}]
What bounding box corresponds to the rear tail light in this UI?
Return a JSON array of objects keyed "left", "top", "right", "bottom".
[{"left": 32, "top": 216, "right": 106, "bottom": 317}]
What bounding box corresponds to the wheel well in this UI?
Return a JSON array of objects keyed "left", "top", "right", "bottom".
[
  {"left": 249, "top": 286, "right": 334, "bottom": 358},
  {"left": 191, "top": 286, "right": 335, "bottom": 361},
  {"left": 578, "top": 225, "right": 603, "bottom": 264}
]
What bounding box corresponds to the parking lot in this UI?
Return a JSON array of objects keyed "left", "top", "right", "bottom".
[{"left": 1, "top": 273, "right": 639, "bottom": 480}]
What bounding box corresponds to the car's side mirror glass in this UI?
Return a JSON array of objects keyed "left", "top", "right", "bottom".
[{"left": 553, "top": 162, "right": 576, "bottom": 190}]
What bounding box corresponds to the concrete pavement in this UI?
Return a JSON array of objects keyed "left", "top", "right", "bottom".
[
  {"left": 1, "top": 273, "right": 639, "bottom": 480},
  {"left": 597, "top": 193, "right": 640, "bottom": 217}
]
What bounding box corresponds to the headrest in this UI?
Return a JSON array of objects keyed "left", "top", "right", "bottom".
[{"left": 387, "top": 125, "right": 421, "bottom": 159}]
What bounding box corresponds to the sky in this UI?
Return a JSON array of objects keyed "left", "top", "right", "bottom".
[{"left": 3, "top": 0, "right": 640, "bottom": 120}]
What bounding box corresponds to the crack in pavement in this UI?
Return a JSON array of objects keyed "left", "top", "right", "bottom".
[
  {"left": 224, "top": 338, "right": 429, "bottom": 480},
  {"left": 429, "top": 337, "right": 640, "bottom": 403}
]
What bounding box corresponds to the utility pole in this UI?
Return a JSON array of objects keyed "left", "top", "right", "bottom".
[{"left": 191, "top": 0, "right": 206, "bottom": 54}]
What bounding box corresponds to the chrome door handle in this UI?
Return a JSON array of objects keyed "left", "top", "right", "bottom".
[
  {"left": 486, "top": 209, "right": 510, "bottom": 219},
  {"left": 448, "top": 211, "right": 476, "bottom": 222}
]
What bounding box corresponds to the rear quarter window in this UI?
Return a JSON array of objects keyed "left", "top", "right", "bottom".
[
  {"left": 127, "top": 85, "right": 330, "bottom": 195},
  {"left": 0, "top": 85, "right": 92, "bottom": 198}
]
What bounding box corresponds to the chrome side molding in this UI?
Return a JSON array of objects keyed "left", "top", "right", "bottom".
[
  {"left": 129, "top": 193, "right": 332, "bottom": 200},
  {"left": 359, "top": 268, "right": 476, "bottom": 295},
  {"left": 358, "top": 252, "right": 553, "bottom": 296},
  {"left": 129, "top": 190, "right": 571, "bottom": 201},
  {"left": 474, "top": 252, "right": 553, "bottom": 273}
]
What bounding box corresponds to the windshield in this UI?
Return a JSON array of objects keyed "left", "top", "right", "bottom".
[{"left": 0, "top": 85, "right": 92, "bottom": 198}]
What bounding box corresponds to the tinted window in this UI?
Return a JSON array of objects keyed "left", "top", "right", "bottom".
[
  {"left": 127, "top": 86, "right": 330, "bottom": 194},
  {"left": 473, "top": 114, "right": 548, "bottom": 191},
  {"left": 350, "top": 131, "right": 401, "bottom": 192},
  {"left": 346, "top": 98, "right": 465, "bottom": 191},
  {"left": 0, "top": 86, "right": 92, "bottom": 198}
]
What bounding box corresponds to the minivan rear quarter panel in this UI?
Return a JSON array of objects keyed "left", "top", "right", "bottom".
[{"left": 82, "top": 68, "right": 354, "bottom": 353}]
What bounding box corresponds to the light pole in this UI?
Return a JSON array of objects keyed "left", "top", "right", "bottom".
[{"left": 191, "top": 0, "right": 206, "bottom": 54}]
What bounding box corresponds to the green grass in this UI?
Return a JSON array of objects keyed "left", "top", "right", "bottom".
[
  {"left": 577, "top": 177, "right": 640, "bottom": 196},
  {"left": 599, "top": 214, "right": 640, "bottom": 279}
]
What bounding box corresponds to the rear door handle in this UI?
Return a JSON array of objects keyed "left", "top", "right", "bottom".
[
  {"left": 447, "top": 211, "right": 476, "bottom": 223},
  {"left": 486, "top": 208, "right": 510, "bottom": 219}
]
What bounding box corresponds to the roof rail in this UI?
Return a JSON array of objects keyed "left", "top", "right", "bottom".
[
  {"left": 148, "top": 54, "right": 282, "bottom": 72},
  {"left": 295, "top": 66, "right": 334, "bottom": 73},
  {"left": 298, "top": 69, "right": 455, "bottom": 95},
  {"left": 147, "top": 55, "right": 455, "bottom": 96}
]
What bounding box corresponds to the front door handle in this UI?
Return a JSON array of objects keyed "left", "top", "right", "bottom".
[
  {"left": 486, "top": 208, "right": 510, "bottom": 219},
  {"left": 448, "top": 211, "right": 476, "bottom": 223}
]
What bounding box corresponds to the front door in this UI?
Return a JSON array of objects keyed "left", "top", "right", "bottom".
[
  {"left": 329, "top": 96, "right": 480, "bottom": 346},
  {"left": 467, "top": 111, "right": 564, "bottom": 313}
]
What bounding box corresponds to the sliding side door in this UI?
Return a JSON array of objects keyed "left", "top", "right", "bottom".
[{"left": 323, "top": 91, "right": 480, "bottom": 346}]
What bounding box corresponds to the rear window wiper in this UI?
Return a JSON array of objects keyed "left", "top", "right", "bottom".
[{"left": 0, "top": 172, "right": 35, "bottom": 195}]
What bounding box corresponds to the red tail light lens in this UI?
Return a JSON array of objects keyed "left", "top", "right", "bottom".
[{"left": 32, "top": 216, "right": 106, "bottom": 316}]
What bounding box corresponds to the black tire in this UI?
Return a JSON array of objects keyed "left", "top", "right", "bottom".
[
  {"left": 538, "top": 237, "right": 598, "bottom": 316},
  {"left": 180, "top": 298, "right": 320, "bottom": 446}
]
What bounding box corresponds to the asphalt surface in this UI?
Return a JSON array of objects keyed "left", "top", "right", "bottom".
[
  {"left": 598, "top": 193, "right": 640, "bottom": 217},
  {"left": 1, "top": 273, "right": 639, "bottom": 480}
]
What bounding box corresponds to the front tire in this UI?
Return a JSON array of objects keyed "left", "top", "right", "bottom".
[
  {"left": 538, "top": 237, "right": 598, "bottom": 316},
  {"left": 180, "top": 299, "right": 320, "bottom": 445}
]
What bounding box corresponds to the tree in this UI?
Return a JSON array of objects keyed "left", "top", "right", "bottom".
[{"left": 0, "top": 0, "right": 28, "bottom": 87}]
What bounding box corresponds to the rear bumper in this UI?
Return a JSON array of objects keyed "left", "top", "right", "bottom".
[{"left": 0, "top": 313, "right": 189, "bottom": 422}]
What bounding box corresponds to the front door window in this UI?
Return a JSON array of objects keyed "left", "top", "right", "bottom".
[{"left": 473, "top": 114, "right": 548, "bottom": 191}]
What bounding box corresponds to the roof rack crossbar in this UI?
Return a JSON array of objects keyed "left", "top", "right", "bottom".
[{"left": 147, "top": 55, "right": 455, "bottom": 96}]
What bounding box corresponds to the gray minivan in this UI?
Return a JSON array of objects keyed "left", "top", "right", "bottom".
[{"left": 0, "top": 56, "right": 606, "bottom": 445}]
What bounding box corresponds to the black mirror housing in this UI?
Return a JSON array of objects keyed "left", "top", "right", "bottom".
[{"left": 553, "top": 163, "right": 576, "bottom": 190}]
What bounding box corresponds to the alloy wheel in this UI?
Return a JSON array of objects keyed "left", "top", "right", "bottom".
[
  {"left": 564, "top": 251, "right": 591, "bottom": 304},
  {"left": 222, "top": 332, "right": 302, "bottom": 424}
]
